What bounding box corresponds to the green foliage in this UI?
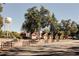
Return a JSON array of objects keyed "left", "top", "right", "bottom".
[
  {"left": 0, "top": 15, "right": 3, "bottom": 29},
  {"left": 70, "top": 21, "right": 78, "bottom": 33},
  {"left": 0, "top": 4, "right": 3, "bottom": 38},
  {"left": 11, "top": 32, "right": 22, "bottom": 39},
  {"left": 40, "top": 6, "right": 50, "bottom": 28},
  {"left": 0, "top": 29, "right": 3, "bottom": 37},
  {"left": 0, "top": 4, "right": 3, "bottom": 29},
  {"left": 22, "top": 6, "right": 52, "bottom": 33},
  {"left": 0, "top": 31, "right": 22, "bottom": 39},
  {"left": 44, "top": 27, "right": 50, "bottom": 33},
  {"left": 22, "top": 6, "right": 41, "bottom": 33},
  {"left": 51, "top": 13, "right": 57, "bottom": 24},
  {"left": 0, "top": 4, "right": 3, "bottom": 13},
  {"left": 21, "top": 6, "right": 79, "bottom": 40},
  {"left": 61, "top": 19, "right": 78, "bottom": 36}
]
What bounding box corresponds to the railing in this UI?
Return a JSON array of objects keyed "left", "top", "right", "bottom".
[
  {"left": 0, "top": 40, "right": 31, "bottom": 50},
  {"left": 0, "top": 41, "right": 13, "bottom": 50}
]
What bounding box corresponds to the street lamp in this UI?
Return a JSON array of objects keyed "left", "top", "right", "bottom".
[{"left": 5, "top": 17, "right": 12, "bottom": 38}]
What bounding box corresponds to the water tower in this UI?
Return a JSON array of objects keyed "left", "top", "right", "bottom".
[{"left": 5, "top": 17, "right": 12, "bottom": 38}]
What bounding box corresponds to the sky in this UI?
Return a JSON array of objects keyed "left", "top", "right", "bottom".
[{"left": 1, "top": 3, "right": 79, "bottom": 32}]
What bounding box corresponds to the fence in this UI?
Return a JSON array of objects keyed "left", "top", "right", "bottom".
[{"left": 0, "top": 41, "right": 14, "bottom": 50}]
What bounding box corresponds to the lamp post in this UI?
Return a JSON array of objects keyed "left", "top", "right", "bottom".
[{"left": 5, "top": 17, "right": 12, "bottom": 38}]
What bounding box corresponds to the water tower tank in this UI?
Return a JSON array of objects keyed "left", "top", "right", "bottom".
[{"left": 5, "top": 17, "right": 12, "bottom": 24}]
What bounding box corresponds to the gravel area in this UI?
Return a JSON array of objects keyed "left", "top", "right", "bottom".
[{"left": 0, "top": 38, "right": 79, "bottom": 56}]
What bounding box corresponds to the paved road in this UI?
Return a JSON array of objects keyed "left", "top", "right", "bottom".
[{"left": 0, "top": 39, "right": 79, "bottom": 56}]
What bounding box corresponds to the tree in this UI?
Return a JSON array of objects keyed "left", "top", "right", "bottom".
[
  {"left": 61, "top": 19, "right": 71, "bottom": 35},
  {"left": 70, "top": 21, "right": 78, "bottom": 38},
  {"left": 22, "top": 6, "right": 51, "bottom": 32},
  {"left": 51, "top": 13, "right": 58, "bottom": 31},
  {"left": 0, "top": 4, "right": 3, "bottom": 29},
  {"left": 61, "top": 19, "right": 78, "bottom": 39},
  {"left": 22, "top": 6, "right": 58, "bottom": 39},
  {"left": 40, "top": 6, "right": 50, "bottom": 28},
  {"left": 0, "top": 4, "right": 3, "bottom": 37},
  {"left": 75, "top": 24, "right": 79, "bottom": 39},
  {"left": 0, "top": 15, "right": 3, "bottom": 29},
  {"left": 0, "top": 4, "right": 3, "bottom": 13},
  {"left": 76, "top": 24, "right": 79, "bottom": 34},
  {"left": 22, "top": 6, "right": 41, "bottom": 38},
  {"left": 51, "top": 13, "right": 57, "bottom": 23},
  {"left": 70, "top": 21, "right": 78, "bottom": 33}
]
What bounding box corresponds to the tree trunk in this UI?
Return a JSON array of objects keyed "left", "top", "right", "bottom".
[{"left": 30, "top": 32, "right": 32, "bottom": 39}]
